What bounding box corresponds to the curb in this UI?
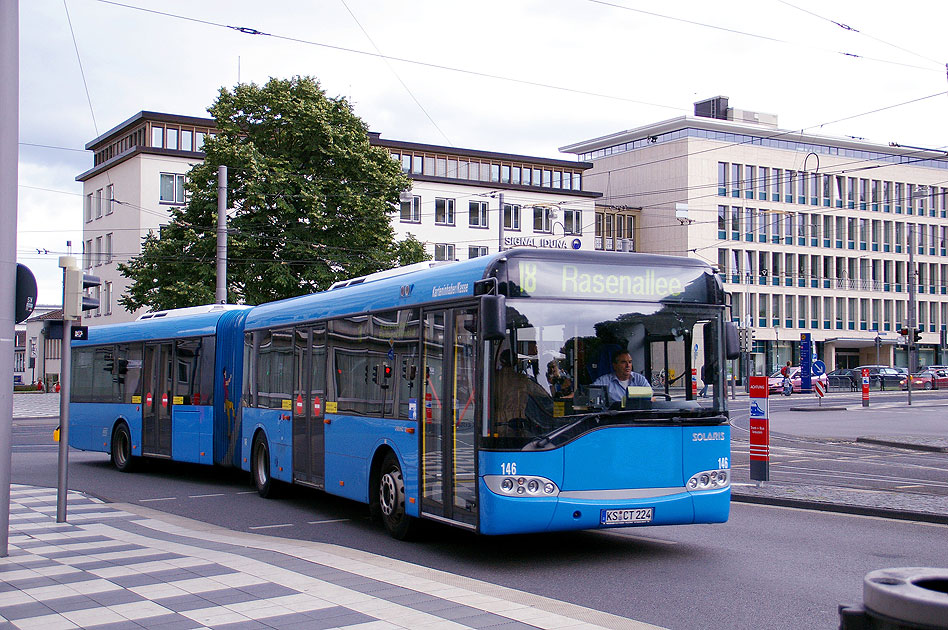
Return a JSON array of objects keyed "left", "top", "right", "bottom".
[
  {"left": 731, "top": 492, "right": 948, "bottom": 526},
  {"left": 856, "top": 437, "right": 948, "bottom": 453}
]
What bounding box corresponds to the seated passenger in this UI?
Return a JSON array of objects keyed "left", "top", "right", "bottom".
[{"left": 592, "top": 350, "right": 650, "bottom": 405}]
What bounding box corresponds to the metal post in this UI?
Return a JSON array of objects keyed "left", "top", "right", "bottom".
[
  {"left": 57, "top": 317, "right": 71, "bottom": 522},
  {"left": 215, "top": 166, "right": 227, "bottom": 304},
  {"left": 907, "top": 224, "right": 915, "bottom": 406},
  {"left": 497, "top": 192, "right": 504, "bottom": 253},
  {"left": 0, "top": 0, "right": 19, "bottom": 557},
  {"left": 56, "top": 256, "right": 78, "bottom": 523}
]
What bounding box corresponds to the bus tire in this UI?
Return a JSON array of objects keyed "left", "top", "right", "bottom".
[
  {"left": 111, "top": 422, "right": 135, "bottom": 472},
  {"left": 251, "top": 433, "right": 275, "bottom": 498},
  {"left": 378, "top": 452, "right": 416, "bottom": 540}
]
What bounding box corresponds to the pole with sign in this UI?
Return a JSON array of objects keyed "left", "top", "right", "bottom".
[
  {"left": 799, "top": 333, "right": 812, "bottom": 394},
  {"left": 862, "top": 367, "right": 870, "bottom": 408},
  {"left": 749, "top": 376, "right": 769, "bottom": 483}
]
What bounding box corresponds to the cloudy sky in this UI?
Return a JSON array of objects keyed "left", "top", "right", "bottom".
[{"left": 15, "top": 0, "right": 948, "bottom": 304}]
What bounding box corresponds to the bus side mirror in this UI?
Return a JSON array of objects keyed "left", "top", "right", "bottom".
[
  {"left": 481, "top": 295, "right": 507, "bottom": 340},
  {"left": 724, "top": 322, "right": 740, "bottom": 360}
]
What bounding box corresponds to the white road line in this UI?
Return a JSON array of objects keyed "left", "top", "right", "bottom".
[
  {"left": 188, "top": 493, "right": 225, "bottom": 498},
  {"left": 248, "top": 523, "right": 294, "bottom": 530},
  {"left": 139, "top": 497, "right": 175, "bottom": 503},
  {"left": 236, "top": 491, "right": 258, "bottom": 495},
  {"left": 307, "top": 518, "right": 349, "bottom": 525}
]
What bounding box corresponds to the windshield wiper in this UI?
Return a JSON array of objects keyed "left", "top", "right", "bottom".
[{"left": 522, "top": 411, "right": 615, "bottom": 451}]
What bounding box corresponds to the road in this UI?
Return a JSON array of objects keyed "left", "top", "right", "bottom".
[{"left": 11, "top": 405, "right": 948, "bottom": 630}]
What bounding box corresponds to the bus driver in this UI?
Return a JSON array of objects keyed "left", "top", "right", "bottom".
[{"left": 593, "top": 350, "right": 650, "bottom": 405}]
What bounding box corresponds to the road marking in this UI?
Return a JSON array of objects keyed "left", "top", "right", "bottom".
[
  {"left": 307, "top": 518, "right": 349, "bottom": 525},
  {"left": 896, "top": 484, "right": 924, "bottom": 489},
  {"left": 236, "top": 491, "right": 258, "bottom": 495},
  {"left": 139, "top": 497, "right": 175, "bottom": 502},
  {"left": 248, "top": 523, "right": 294, "bottom": 530},
  {"left": 188, "top": 493, "right": 225, "bottom": 498}
]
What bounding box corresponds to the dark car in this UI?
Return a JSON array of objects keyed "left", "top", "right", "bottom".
[
  {"left": 827, "top": 368, "right": 856, "bottom": 390},
  {"left": 853, "top": 365, "right": 903, "bottom": 390}
]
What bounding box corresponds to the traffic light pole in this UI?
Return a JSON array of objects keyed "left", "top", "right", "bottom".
[
  {"left": 57, "top": 256, "right": 77, "bottom": 522},
  {"left": 907, "top": 224, "right": 916, "bottom": 406}
]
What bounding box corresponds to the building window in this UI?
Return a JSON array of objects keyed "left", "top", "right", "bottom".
[
  {"left": 106, "top": 184, "right": 114, "bottom": 215},
  {"left": 504, "top": 203, "right": 520, "bottom": 230},
  {"left": 84, "top": 193, "right": 92, "bottom": 223},
  {"left": 434, "top": 243, "right": 455, "bottom": 261},
  {"left": 84, "top": 239, "right": 92, "bottom": 270},
  {"left": 151, "top": 126, "right": 164, "bottom": 148},
  {"left": 95, "top": 189, "right": 103, "bottom": 219},
  {"left": 434, "top": 198, "right": 455, "bottom": 225},
  {"left": 159, "top": 173, "right": 186, "bottom": 204},
  {"left": 181, "top": 129, "right": 193, "bottom": 151},
  {"left": 45, "top": 338, "right": 61, "bottom": 360},
  {"left": 534, "top": 206, "right": 552, "bottom": 233},
  {"left": 468, "top": 246, "right": 488, "bottom": 259},
  {"left": 105, "top": 233, "right": 113, "bottom": 263},
  {"left": 166, "top": 127, "right": 178, "bottom": 150},
  {"left": 563, "top": 209, "right": 582, "bottom": 235},
  {"left": 399, "top": 195, "right": 421, "bottom": 223},
  {"left": 195, "top": 131, "right": 206, "bottom": 151},
  {"left": 469, "top": 201, "right": 488, "bottom": 228},
  {"left": 103, "top": 282, "right": 112, "bottom": 315},
  {"left": 94, "top": 237, "right": 102, "bottom": 266}
]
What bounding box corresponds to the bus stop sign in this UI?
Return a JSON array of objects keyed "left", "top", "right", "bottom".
[{"left": 15, "top": 263, "right": 37, "bottom": 324}]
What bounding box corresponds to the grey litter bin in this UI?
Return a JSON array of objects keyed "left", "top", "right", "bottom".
[{"left": 839, "top": 567, "right": 948, "bottom": 629}]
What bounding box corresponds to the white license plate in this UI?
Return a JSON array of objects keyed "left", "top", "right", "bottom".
[{"left": 600, "top": 507, "right": 654, "bottom": 525}]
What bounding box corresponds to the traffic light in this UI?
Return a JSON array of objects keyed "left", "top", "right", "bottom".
[
  {"left": 900, "top": 327, "right": 910, "bottom": 337},
  {"left": 63, "top": 270, "right": 101, "bottom": 319},
  {"left": 914, "top": 328, "right": 923, "bottom": 343}
]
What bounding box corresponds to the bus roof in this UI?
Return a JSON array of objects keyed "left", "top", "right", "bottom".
[{"left": 75, "top": 306, "right": 251, "bottom": 346}]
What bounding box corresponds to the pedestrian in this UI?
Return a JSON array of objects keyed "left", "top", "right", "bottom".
[{"left": 698, "top": 363, "right": 709, "bottom": 397}]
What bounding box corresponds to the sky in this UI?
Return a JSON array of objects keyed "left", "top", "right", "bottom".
[{"left": 15, "top": 0, "right": 948, "bottom": 305}]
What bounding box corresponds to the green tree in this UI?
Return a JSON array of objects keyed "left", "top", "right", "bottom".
[{"left": 119, "top": 76, "right": 429, "bottom": 312}]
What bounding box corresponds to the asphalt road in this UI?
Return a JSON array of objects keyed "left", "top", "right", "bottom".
[{"left": 11, "top": 412, "right": 948, "bottom": 630}]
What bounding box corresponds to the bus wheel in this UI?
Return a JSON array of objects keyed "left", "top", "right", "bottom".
[
  {"left": 251, "top": 434, "right": 274, "bottom": 498},
  {"left": 111, "top": 422, "right": 134, "bottom": 472},
  {"left": 378, "top": 452, "right": 416, "bottom": 540}
]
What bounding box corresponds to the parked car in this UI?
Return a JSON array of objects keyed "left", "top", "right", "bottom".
[
  {"left": 767, "top": 367, "right": 829, "bottom": 394},
  {"left": 827, "top": 368, "right": 857, "bottom": 390},
  {"left": 900, "top": 369, "right": 948, "bottom": 390},
  {"left": 852, "top": 365, "right": 904, "bottom": 390}
]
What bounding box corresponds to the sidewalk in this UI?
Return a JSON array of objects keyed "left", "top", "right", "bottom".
[{"left": 0, "top": 485, "right": 660, "bottom": 630}]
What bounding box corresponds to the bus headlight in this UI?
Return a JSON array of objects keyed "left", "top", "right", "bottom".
[
  {"left": 485, "top": 475, "right": 559, "bottom": 497},
  {"left": 687, "top": 468, "right": 731, "bottom": 491}
]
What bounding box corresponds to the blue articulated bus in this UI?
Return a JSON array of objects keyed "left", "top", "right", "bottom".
[{"left": 71, "top": 249, "right": 739, "bottom": 539}]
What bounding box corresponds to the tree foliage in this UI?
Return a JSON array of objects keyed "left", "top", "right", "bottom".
[{"left": 119, "top": 76, "right": 429, "bottom": 312}]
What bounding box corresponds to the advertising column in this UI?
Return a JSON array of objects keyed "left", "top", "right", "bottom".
[{"left": 749, "top": 376, "right": 769, "bottom": 482}]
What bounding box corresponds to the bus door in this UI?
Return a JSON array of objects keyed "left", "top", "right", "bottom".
[
  {"left": 292, "top": 325, "right": 326, "bottom": 488},
  {"left": 142, "top": 342, "right": 173, "bottom": 457},
  {"left": 421, "top": 307, "right": 478, "bottom": 527}
]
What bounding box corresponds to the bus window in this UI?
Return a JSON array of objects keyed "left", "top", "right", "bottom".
[
  {"left": 72, "top": 348, "right": 95, "bottom": 401},
  {"left": 261, "top": 330, "right": 294, "bottom": 410},
  {"left": 92, "top": 347, "right": 116, "bottom": 402},
  {"left": 174, "top": 337, "right": 215, "bottom": 405},
  {"left": 115, "top": 343, "right": 143, "bottom": 404}
]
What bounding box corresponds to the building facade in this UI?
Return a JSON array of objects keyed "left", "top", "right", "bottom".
[
  {"left": 561, "top": 97, "right": 948, "bottom": 375},
  {"left": 78, "top": 112, "right": 601, "bottom": 325}
]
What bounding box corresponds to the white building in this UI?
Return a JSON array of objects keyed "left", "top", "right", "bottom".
[
  {"left": 78, "top": 112, "right": 601, "bottom": 325},
  {"left": 561, "top": 96, "right": 948, "bottom": 374},
  {"left": 14, "top": 304, "right": 60, "bottom": 387}
]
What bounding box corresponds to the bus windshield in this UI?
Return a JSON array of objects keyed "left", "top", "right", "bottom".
[{"left": 488, "top": 299, "right": 727, "bottom": 450}]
